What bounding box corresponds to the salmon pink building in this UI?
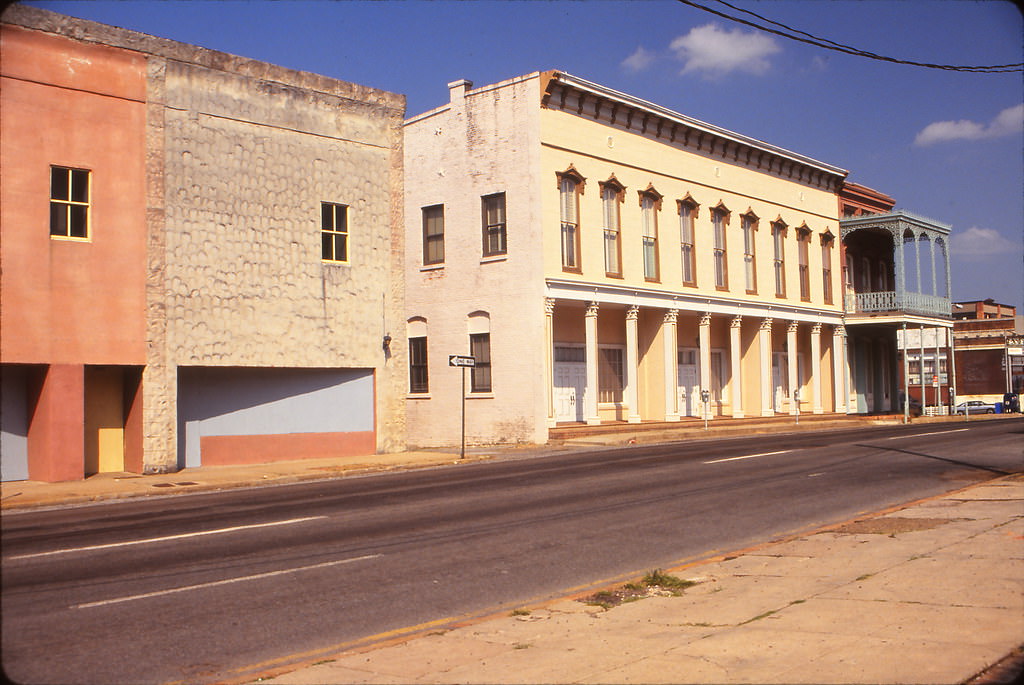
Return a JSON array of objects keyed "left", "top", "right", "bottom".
[{"left": 1, "top": 7, "right": 406, "bottom": 481}]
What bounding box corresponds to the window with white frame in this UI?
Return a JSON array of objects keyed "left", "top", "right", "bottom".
[
  {"left": 798, "top": 227, "right": 811, "bottom": 301},
  {"left": 601, "top": 181, "right": 622, "bottom": 276},
  {"left": 772, "top": 221, "right": 787, "bottom": 297},
  {"left": 422, "top": 205, "right": 444, "bottom": 265},
  {"left": 712, "top": 206, "right": 729, "bottom": 289},
  {"left": 742, "top": 212, "right": 757, "bottom": 293},
  {"left": 679, "top": 199, "right": 697, "bottom": 286},
  {"left": 50, "top": 166, "right": 90, "bottom": 239},
  {"left": 640, "top": 189, "right": 661, "bottom": 281},
  {"left": 481, "top": 192, "right": 507, "bottom": 257},
  {"left": 558, "top": 171, "right": 582, "bottom": 271},
  {"left": 821, "top": 235, "right": 834, "bottom": 304}
]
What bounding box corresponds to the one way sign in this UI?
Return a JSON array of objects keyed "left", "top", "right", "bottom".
[{"left": 448, "top": 355, "right": 476, "bottom": 367}]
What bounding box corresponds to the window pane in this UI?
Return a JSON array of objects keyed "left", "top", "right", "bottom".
[
  {"left": 322, "top": 203, "right": 333, "bottom": 230},
  {"left": 50, "top": 167, "right": 69, "bottom": 201},
  {"left": 322, "top": 233, "right": 333, "bottom": 260},
  {"left": 470, "top": 333, "right": 491, "bottom": 392},
  {"left": 50, "top": 202, "right": 67, "bottom": 236},
  {"left": 561, "top": 223, "right": 577, "bottom": 268},
  {"left": 409, "top": 337, "right": 428, "bottom": 393},
  {"left": 69, "top": 205, "right": 88, "bottom": 238},
  {"left": 335, "top": 234, "right": 347, "bottom": 262},
  {"left": 70, "top": 169, "right": 89, "bottom": 203},
  {"left": 644, "top": 238, "right": 657, "bottom": 279}
]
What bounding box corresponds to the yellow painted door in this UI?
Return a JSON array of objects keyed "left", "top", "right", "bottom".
[{"left": 84, "top": 368, "right": 124, "bottom": 475}]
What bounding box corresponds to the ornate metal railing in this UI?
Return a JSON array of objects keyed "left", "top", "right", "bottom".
[{"left": 844, "top": 290, "right": 951, "bottom": 318}]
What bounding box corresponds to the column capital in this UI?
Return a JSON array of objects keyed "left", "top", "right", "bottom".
[
  {"left": 626, "top": 305, "right": 639, "bottom": 321},
  {"left": 787, "top": 320, "right": 799, "bottom": 334},
  {"left": 730, "top": 315, "right": 743, "bottom": 329},
  {"left": 544, "top": 297, "right": 556, "bottom": 315},
  {"left": 834, "top": 323, "right": 846, "bottom": 337},
  {"left": 699, "top": 312, "right": 712, "bottom": 327},
  {"left": 760, "top": 317, "right": 773, "bottom": 331},
  {"left": 586, "top": 301, "right": 600, "bottom": 318},
  {"left": 811, "top": 322, "right": 822, "bottom": 335},
  {"left": 664, "top": 308, "right": 679, "bottom": 324}
]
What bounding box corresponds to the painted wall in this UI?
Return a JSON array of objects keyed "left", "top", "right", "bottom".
[
  {"left": 0, "top": 25, "right": 147, "bottom": 365},
  {"left": 177, "top": 367, "right": 374, "bottom": 467},
  {"left": 538, "top": 106, "right": 842, "bottom": 312},
  {"left": 404, "top": 75, "right": 548, "bottom": 447}
]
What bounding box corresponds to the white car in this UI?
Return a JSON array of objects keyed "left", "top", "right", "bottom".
[{"left": 954, "top": 400, "right": 996, "bottom": 415}]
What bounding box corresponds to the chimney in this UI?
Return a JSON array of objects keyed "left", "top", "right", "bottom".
[{"left": 448, "top": 79, "right": 473, "bottom": 105}]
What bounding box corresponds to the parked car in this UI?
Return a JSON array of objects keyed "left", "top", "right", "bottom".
[{"left": 954, "top": 400, "right": 996, "bottom": 415}]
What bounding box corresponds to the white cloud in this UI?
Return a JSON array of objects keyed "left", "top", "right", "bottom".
[
  {"left": 914, "top": 104, "right": 1024, "bottom": 146},
  {"left": 622, "top": 46, "right": 655, "bottom": 74},
  {"left": 670, "top": 23, "right": 780, "bottom": 77},
  {"left": 951, "top": 227, "right": 1018, "bottom": 259}
]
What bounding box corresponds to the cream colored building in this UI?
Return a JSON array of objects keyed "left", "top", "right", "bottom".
[{"left": 404, "top": 72, "right": 850, "bottom": 447}]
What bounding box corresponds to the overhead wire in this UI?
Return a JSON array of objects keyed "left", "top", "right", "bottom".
[{"left": 675, "top": 0, "right": 1024, "bottom": 73}]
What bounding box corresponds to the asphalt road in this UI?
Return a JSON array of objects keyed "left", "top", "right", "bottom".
[{"left": 3, "top": 419, "right": 1022, "bottom": 684}]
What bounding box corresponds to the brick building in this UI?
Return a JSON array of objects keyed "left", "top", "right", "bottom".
[
  {"left": 1, "top": 7, "right": 406, "bottom": 481},
  {"left": 952, "top": 300, "right": 1023, "bottom": 401},
  {"left": 403, "top": 73, "right": 855, "bottom": 447}
]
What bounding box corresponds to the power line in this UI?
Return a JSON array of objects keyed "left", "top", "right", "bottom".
[{"left": 675, "top": 0, "right": 1024, "bottom": 73}]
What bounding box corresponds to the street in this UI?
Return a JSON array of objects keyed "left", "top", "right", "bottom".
[{"left": 3, "top": 419, "right": 1022, "bottom": 685}]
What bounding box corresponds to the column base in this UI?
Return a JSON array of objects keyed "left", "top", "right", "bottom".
[
  {"left": 586, "top": 417, "right": 602, "bottom": 426},
  {"left": 627, "top": 415, "right": 642, "bottom": 424},
  {"left": 664, "top": 413, "right": 680, "bottom": 422},
  {"left": 731, "top": 411, "right": 745, "bottom": 419}
]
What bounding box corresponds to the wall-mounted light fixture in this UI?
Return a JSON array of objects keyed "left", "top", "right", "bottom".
[{"left": 382, "top": 334, "right": 392, "bottom": 352}]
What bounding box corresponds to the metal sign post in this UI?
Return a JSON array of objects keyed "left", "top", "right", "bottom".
[
  {"left": 794, "top": 388, "right": 800, "bottom": 425},
  {"left": 449, "top": 355, "right": 476, "bottom": 459}
]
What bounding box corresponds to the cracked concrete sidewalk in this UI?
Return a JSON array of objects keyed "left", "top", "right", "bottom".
[{"left": 258, "top": 476, "right": 1023, "bottom": 685}]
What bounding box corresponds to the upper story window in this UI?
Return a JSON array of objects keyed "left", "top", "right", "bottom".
[
  {"left": 678, "top": 197, "right": 698, "bottom": 287},
  {"left": 422, "top": 204, "right": 445, "bottom": 266},
  {"left": 741, "top": 211, "right": 758, "bottom": 294},
  {"left": 821, "top": 231, "right": 835, "bottom": 305},
  {"left": 481, "top": 193, "right": 507, "bottom": 257},
  {"left": 712, "top": 203, "right": 729, "bottom": 290},
  {"left": 640, "top": 186, "right": 662, "bottom": 282},
  {"left": 600, "top": 179, "right": 624, "bottom": 277},
  {"left": 321, "top": 202, "right": 349, "bottom": 263},
  {"left": 557, "top": 167, "right": 585, "bottom": 272},
  {"left": 772, "top": 219, "right": 788, "bottom": 297},
  {"left": 50, "top": 166, "right": 90, "bottom": 239},
  {"left": 798, "top": 225, "right": 812, "bottom": 302}
]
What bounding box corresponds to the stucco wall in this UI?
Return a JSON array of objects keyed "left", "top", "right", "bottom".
[
  {"left": 0, "top": 25, "right": 148, "bottom": 365},
  {"left": 404, "top": 76, "right": 548, "bottom": 447}
]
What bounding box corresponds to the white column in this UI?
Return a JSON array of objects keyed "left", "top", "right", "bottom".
[
  {"left": 842, "top": 327, "right": 853, "bottom": 414},
  {"left": 584, "top": 301, "right": 601, "bottom": 425},
  {"left": 545, "top": 297, "right": 556, "bottom": 428},
  {"left": 760, "top": 317, "right": 774, "bottom": 416},
  {"left": 833, "top": 324, "right": 847, "bottom": 413},
  {"left": 625, "top": 305, "right": 641, "bottom": 424},
  {"left": 811, "top": 323, "right": 823, "bottom": 414},
  {"left": 787, "top": 321, "right": 799, "bottom": 415},
  {"left": 730, "top": 315, "right": 744, "bottom": 418},
  {"left": 699, "top": 312, "right": 712, "bottom": 420},
  {"left": 663, "top": 309, "right": 680, "bottom": 422}
]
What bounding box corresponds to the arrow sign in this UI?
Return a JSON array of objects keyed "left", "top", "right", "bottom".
[{"left": 449, "top": 355, "right": 476, "bottom": 367}]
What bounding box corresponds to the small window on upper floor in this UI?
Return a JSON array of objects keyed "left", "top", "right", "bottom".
[
  {"left": 50, "top": 166, "right": 90, "bottom": 240},
  {"left": 321, "top": 202, "right": 349, "bottom": 263},
  {"left": 423, "top": 204, "right": 445, "bottom": 266},
  {"left": 482, "top": 193, "right": 507, "bottom": 257}
]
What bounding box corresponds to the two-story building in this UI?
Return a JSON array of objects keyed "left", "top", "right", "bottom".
[
  {"left": 1, "top": 7, "right": 406, "bottom": 481},
  {"left": 404, "top": 72, "right": 854, "bottom": 447}
]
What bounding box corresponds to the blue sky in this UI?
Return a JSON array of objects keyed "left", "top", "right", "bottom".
[{"left": 24, "top": 0, "right": 1024, "bottom": 310}]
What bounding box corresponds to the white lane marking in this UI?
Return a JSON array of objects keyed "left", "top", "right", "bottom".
[
  {"left": 73, "top": 554, "right": 381, "bottom": 609},
  {"left": 883, "top": 429, "right": 970, "bottom": 440},
  {"left": 10, "top": 516, "right": 326, "bottom": 560},
  {"left": 704, "top": 450, "right": 790, "bottom": 465}
]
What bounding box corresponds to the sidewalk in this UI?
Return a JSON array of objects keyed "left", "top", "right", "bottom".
[{"left": 254, "top": 474, "right": 1024, "bottom": 685}]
